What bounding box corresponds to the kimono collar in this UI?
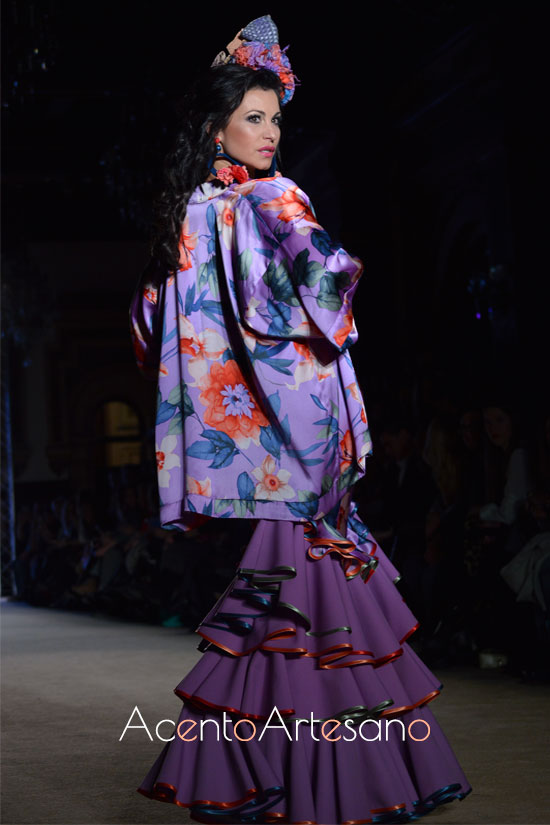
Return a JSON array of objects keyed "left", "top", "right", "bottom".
[
  {"left": 189, "top": 181, "right": 231, "bottom": 204},
  {"left": 189, "top": 171, "right": 283, "bottom": 205}
]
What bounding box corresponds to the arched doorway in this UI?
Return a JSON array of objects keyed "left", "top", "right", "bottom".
[{"left": 94, "top": 400, "right": 142, "bottom": 469}]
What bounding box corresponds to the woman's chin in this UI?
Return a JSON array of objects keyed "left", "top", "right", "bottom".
[{"left": 255, "top": 159, "right": 274, "bottom": 174}]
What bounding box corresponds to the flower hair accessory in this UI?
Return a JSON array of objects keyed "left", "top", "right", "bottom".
[{"left": 211, "top": 15, "right": 298, "bottom": 106}]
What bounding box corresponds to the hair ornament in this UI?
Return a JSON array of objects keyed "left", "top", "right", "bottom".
[{"left": 211, "top": 15, "right": 298, "bottom": 106}]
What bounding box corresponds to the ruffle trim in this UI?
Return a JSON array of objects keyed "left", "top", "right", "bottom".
[
  {"left": 138, "top": 781, "right": 472, "bottom": 824},
  {"left": 137, "top": 515, "right": 471, "bottom": 822},
  {"left": 174, "top": 686, "right": 442, "bottom": 725},
  {"left": 195, "top": 521, "right": 413, "bottom": 659}
]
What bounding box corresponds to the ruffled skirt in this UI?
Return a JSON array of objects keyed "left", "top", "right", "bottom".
[{"left": 137, "top": 514, "right": 472, "bottom": 823}]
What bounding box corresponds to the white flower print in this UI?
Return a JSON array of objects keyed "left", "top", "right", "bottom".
[
  {"left": 156, "top": 435, "right": 181, "bottom": 488},
  {"left": 252, "top": 456, "right": 295, "bottom": 501}
]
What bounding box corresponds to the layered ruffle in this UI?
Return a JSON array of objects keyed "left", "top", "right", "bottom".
[{"left": 137, "top": 515, "right": 471, "bottom": 823}]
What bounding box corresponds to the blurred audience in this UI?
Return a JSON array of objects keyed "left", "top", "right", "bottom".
[{"left": 9, "top": 382, "right": 550, "bottom": 682}]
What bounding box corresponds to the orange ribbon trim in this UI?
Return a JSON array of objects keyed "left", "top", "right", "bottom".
[{"left": 303, "top": 523, "right": 378, "bottom": 583}]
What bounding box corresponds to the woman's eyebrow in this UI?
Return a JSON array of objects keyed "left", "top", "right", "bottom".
[{"left": 244, "top": 109, "right": 282, "bottom": 117}]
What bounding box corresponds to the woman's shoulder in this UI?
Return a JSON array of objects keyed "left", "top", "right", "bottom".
[
  {"left": 231, "top": 175, "right": 318, "bottom": 232},
  {"left": 233, "top": 173, "right": 308, "bottom": 204},
  {"left": 507, "top": 446, "right": 530, "bottom": 475},
  {"left": 188, "top": 175, "right": 306, "bottom": 207}
]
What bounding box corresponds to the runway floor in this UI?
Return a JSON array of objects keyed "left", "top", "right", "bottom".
[{"left": 1, "top": 597, "right": 549, "bottom": 825}]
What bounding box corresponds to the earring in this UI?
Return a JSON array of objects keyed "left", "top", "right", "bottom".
[{"left": 208, "top": 137, "right": 250, "bottom": 185}]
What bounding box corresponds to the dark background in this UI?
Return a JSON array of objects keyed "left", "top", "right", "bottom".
[{"left": 2, "top": 0, "right": 548, "bottom": 539}]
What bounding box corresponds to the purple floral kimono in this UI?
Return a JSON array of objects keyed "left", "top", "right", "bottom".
[{"left": 130, "top": 173, "right": 372, "bottom": 530}]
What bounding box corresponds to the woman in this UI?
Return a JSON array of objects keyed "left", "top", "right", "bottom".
[
  {"left": 478, "top": 402, "right": 532, "bottom": 526},
  {"left": 463, "top": 399, "right": 533, "bottom": 655},
  {"left": 464, "top": 400, "right": 532, "bottom": 573},
  {"left": 131, "top": 17, "right": 471, "bottom": 823}
]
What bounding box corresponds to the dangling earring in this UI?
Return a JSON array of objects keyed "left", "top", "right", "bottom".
[{"left": 208, "top": 137, "right": 250, "bottom": 185}]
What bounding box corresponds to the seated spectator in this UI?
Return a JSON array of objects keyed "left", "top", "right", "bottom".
[
  {"left": 374, "top": 410, "right": 438, "bottom": 625},
  {"left": 418, "top": 404, "right": 487, "bottom": 666},
  {"left": 532, "top": 407, "right": 550, "bottom": 495},
  {"left": 477, "top": 401, "right": 532, "bottom": 525},
  {"left": 456, "top": 407, "right": 485, "bottom": 514},
  {"left": 421, "top": 412, "right": 463, "bottom": 633},
  {"left": 463, "top": 396, "right": 534, "bottom": 657}
]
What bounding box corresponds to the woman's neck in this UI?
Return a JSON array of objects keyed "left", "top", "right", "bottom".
[{"left": 205, "top": 160, "right": 262, "bottom": 184}]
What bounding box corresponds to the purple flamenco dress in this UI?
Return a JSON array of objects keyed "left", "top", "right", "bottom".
[{"left": 131, "top": 174, "right": 472, "bottom": 823}]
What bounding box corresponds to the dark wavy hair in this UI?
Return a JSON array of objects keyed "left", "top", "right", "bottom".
[{"left": 151, "top": 64, "right": 283, "bottom": 272}]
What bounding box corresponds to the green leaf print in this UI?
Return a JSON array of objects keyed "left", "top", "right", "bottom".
[
  {"left": 263, "top": 259, "right": 300, "bottom": 306},
  {"left": 167, "top": 411, "right": 183, "bottom": 435},
  {"left": 237, "top": 248, "right": 253, "bottom": 280},
  {"left": 317, "top": 277, "right": 342, "bottom": 312}
]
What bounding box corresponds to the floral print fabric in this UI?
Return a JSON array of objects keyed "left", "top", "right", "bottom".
[{"left": 130, "top": 174, "right": 372, "bottom": 530}]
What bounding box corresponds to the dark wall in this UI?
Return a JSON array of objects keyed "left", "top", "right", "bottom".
[{"left": 2, "top": 1, "right": 547, "bottom": 489}]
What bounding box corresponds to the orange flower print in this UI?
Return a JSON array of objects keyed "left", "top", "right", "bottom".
[
  {"left": 233, "top": 178, "right": 259, "bottom": 196},
  {"left": 345, "top": 382, "right": 367, "bottom": 423},
  {"left": 131, "top": 327, "right": 168, "bottom": 378},
  {"left": 187, "top": 475, "right": 212, "bottom": 497},
  {"left": 285, "top": 341, "right": 335, "bottom": 390},
  {"left": 143, "top": 284, "right": 157, "bottom": 304},
  {"left": 178, "top": 216, "right": 198, "bottom": 270},
  {"left": 333, "top": 308, "right": 355, "bottom": 349},
  {"left": 216, "top": 194, "right": 239, "bottom": 249},
  {"left": 340, "top": 430, "right": 354, "bottom": 474},
  {"left": 222, "top": 206, "right": 234, "bottom": 226},
  {"left": 294, "top": 341, "right": 310, "bottom": 359},
  {"left": 220, "top": 205, "right": 235, "bottom": 247},
  {"left": 252, "top": 456, "right": 295, "bottom": 501},
  {"left": 198, "top": 360, "right": 268, "bottom": 448},
  {"left": 259, "top": 186, "right": 322, "bottom": 232}
]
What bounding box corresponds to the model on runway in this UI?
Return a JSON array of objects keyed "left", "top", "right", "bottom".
[{"left": 130, "top": 15, "right": 472, "bottom": 823}]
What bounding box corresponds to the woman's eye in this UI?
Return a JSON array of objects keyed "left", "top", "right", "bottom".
[{"left": 247, "top": 115, "right": 261, "bottom": 122}]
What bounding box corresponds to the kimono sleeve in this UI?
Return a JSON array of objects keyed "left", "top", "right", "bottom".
[
  {"left": 233, "top": 177, "right": 363, "bottom": 352},
  {"left": 129, "top": 257, "right": 164, "bottom": 381}
]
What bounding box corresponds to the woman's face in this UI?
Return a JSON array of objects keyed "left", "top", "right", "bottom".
[
  {"left": 483, "top": 406, "right": 513, "bottom": 449},
  {"left": 216, "top": 88, "right": 281, "bottom": 175}
]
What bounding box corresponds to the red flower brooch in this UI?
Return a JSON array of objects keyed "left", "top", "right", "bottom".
[{"left": 215, "top": 164, "right": 250, "bottom": 185}]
